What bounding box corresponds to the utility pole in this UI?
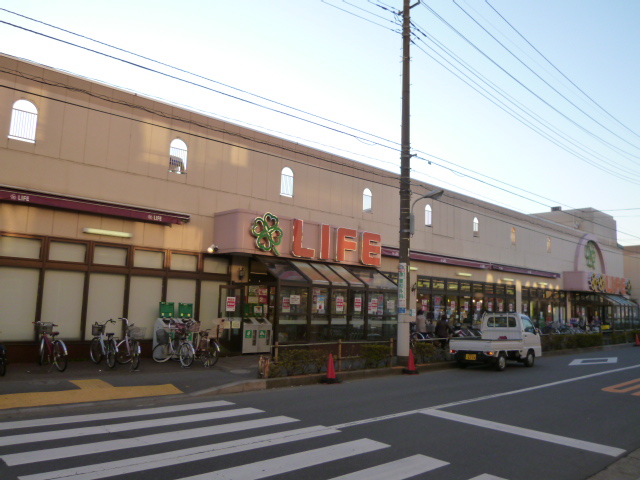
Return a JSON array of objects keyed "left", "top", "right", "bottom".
[{"left": 397, "top": 0, "right": 419, "bottom": 364}]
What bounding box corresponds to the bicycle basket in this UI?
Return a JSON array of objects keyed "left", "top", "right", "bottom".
[
  {"left": 128, "top": 326, "right": 146, "bottom": 340},
  {"left": 155, "top": 328, "right": 170, "bottom": 345},
  {"left": 38, "top": 322, "right": 53, "bottom": 335},
  {"left": 187, "top": 320, "right": 201, "bottom": 333},
  {"left": 92, "top": 323, "right": 105, "bottom": 336}
]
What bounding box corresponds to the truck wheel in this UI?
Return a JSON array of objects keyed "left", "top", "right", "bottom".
[
  {"left": 495, "top": 353, "right": 507, "bottom": 371},
  {"left": 524, "top": 350, "right": 535, "bottom": 367}
]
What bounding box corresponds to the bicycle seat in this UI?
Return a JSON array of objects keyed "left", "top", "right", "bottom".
[{"left": 106, "top": 332, "right": 115, "bottom": 338}]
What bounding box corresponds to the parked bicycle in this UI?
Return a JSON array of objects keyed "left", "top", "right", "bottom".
[
  {"left": 34, "top": 321, "right": 68, "bottom": 372},
  {"left": 152, "top": 318, "right": 195, "bottom": 367},
  {"left": 191, "top": 324, "right": 221, "bottom": 368},
  {"left": 114, "top": 317, "right": 142, "bottom": 370},
  {"left": 89, "top": 319, "right": 117, "bottom": 369}
]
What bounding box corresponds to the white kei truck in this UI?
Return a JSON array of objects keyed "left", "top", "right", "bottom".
[{"left": 449, "top": 312, "right": 542, "bottom": 371}]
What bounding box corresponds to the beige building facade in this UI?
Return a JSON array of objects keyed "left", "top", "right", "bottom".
[{"left": 0, "top": 54, "right": 637, "bottom": 358}]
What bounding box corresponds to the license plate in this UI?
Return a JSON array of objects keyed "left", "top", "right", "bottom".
[{"left": 465, "top": 354, "right": 477, "bottom": 361}]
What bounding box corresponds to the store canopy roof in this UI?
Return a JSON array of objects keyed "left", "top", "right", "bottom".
[
  {"left": 256, "top": 257, "right": 396, "bottom": 289},
  {"left": 604, "top": 294, "right": 638, "bottom": 307}
]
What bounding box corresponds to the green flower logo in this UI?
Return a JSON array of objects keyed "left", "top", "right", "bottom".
[
  {"left": 251, "top": 213, "right": 283, "bottom": 256},
  {"left": 585, "top": 241, "right": 597, "bottom": 270}
]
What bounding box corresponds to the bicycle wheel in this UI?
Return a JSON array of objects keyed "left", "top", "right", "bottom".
[
  {"left": 116, "top": 340, "right": 131, "bottom": 364},
  {"left": 106, "top": 340, "right": 116, "bottom": 369},
  {"left": 89, "top": 337, "right": 103, "bottom": 364},
  {"left": 130, "top": 340, "right": 140, "bottom": 370},
  {"left": 38, "top": 338, "right": 47, "bottom": 366},
  {"left": 179, "top": 342, "right": 195, "bottom": 367},
  {"left": 203, "top": 341, "right": 220, "bottom": 368},
  {"left": 152, "top": 343, "right": 172, "bottom": 363},
  {"left": 53, "top": 341, "right": 68, "bottom": 372}
]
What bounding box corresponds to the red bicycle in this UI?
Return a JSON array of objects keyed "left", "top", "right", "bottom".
[{"left": 34, "top": 321, "right": 68, "bottom": 372}]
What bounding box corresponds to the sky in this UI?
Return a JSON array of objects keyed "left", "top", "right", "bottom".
[{"left": 1, "top": 0, "right": 639, "bottom": 246}]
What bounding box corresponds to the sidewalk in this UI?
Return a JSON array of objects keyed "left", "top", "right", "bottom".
[{"left": 0, "top": 354, "right": 262, "bottom": 411}]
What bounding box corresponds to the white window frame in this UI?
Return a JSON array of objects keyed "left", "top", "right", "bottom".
[
  {"left": 170, "top": 138, "right": 188, "bottom": 173},
  {"left": 363, "top": 188, "right": 372, "bottom": 213},
  {"left": 425, "top": 204, "right": 432, "bottom": 227},
  {"left": 281, "top": 167, "right": 294, "bottom": 197},
  {"left": 473, "top": 217, "right": 479, "bottom": 237},
  {"left": 9, "top": 99, "right": 38, "bottom": 143}
]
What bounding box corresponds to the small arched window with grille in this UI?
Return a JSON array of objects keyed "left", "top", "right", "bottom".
[
  {"left": 363, "top": 188, "right": 372, "bottom": 213},
  {"left": 511, "top": 227, "right": 517, "bottom": 245},
  {"left": 169, "top": 139, "right": 188, "bottom": 174},
  {"left": 425, "top": 204, "right": 433, "bottom": 227},
  {"left": 473, "top": 217, "right": 479, "bottom": 236},
  {"left": 547, "top": 236, "right": 552, "bottom": 253},
  {"left": 9, "top": 99, "right": 38, "bottom": 143},
  {"left": 281, "top": 167, "right": 294, "bottom": 197}
]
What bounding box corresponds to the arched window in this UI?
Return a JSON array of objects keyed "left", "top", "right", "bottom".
[
  {"left": 9, "top": 99, "right": 38, "bottom": 143},
  {"left": 511, "top": 227, "right": 516, "bottom": 245},
  {"left": 363, "top": 188, "right": 372, "bottom": 213},
  {"left": 425, "top": 204, "right": 432, "bottom": 227},
  {"left": 281, "top": 167, "right": 294, "bottom": 197},
  {"left": 473, "top": 217, "right": 479, "bottom": 236},
  {"left": 547, "top": 236, "right": 552, "bottom": 253},
  {"left": 169, "top": 138, "right": 188, "bottom": 174}
]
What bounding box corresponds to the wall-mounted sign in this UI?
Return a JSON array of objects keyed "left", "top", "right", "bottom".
[
  {"left": 588, "top": 273, "right": 631, "bottom": 295},
  {"left": 226, "top": 297, "right": 236, "bottom": 312},
  {"left": 250, "top": 214, "right": 382, "bottom": 267}
]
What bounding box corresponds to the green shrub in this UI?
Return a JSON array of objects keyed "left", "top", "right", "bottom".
[
  {"left": 277, "top": 349, "right": 307, "bottom": 376},
  {"left": 575, "top": 333, "right": 603, "bottom": 348},
  {"left": 307, "top": 349, "right": 329, "bottom": 374},
  {"left": 360, "top": 344, "right": 390, "bottom": 368},
  {"left": 413, "top": 342, "right": 438, "bottom": 364}
]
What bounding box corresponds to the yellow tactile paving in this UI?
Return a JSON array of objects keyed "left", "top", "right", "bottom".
[
  {"left": 0, "top": 380, "right": 183, "bottom": 410},
  {"left": 69, "top": 379, "right": 112, "bottom": 389}
]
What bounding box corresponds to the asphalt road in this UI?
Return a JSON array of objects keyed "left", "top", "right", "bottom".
[{"left": 0, "top": 345, "right": 638, "bottom": 479}]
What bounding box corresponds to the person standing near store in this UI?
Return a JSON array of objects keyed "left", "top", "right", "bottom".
[
  {"left": 416, "top": 309, "right": 427, "bottom": 336},
  {"left": 435, "top": 314, "right": 451, "bottom": 349}
]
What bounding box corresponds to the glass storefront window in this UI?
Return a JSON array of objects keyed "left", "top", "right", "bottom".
[
  {"left": 350, "top": 267, "right": 396, "bottom": 289},
  {"left": 460, "top": 282, "right": 471, "bottom": 293},
  {"left": 279, "top": 285, "right": 308, "bottom": 342},
  {"left": 330, "top": 265, "right": 364, "bottom": 286},
  {"left": 417, "top": 277, "right": 430, "bottom": 289},
  {"left": 432, "top": 279, "right": 445, "bottom": 290},
  {"left": 49, "top": 241, "right": 87, "bottom": 263},
  {"left": 94, "top": 246, "right": 127, "bottom": 266},
  {"left": 447, "top": 281, "right": 459, "bottom": 292}
]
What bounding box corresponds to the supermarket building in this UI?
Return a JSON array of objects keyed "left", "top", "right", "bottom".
[{"left": 0, "top": 53, "right": 638, "bottom": 358}]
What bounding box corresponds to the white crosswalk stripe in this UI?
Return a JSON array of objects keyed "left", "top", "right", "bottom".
[
  {"left": 327, "top": 454, "right": 449, "bottom": 480},
  {"left": 0, "top": 400, "right": 233, "bottom": 431},
  {"left": 174, "top": 439, "right": 388, "bottom": 480},
  {"left": 0, "top": 400, "right": 506, "bottom": 480}
]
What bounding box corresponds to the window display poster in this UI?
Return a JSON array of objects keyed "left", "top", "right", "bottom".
[
  {"left": 508, "top": 303, "right": 514, "bottom": 312},
  {"left": 317, "top": 295, "right": 326, "bottom": 314},
  {"left": 248, "top": 296, "right": 259, "bottom": 304},
  {"left": 354, "top": 296, "right": 362, "bottom": 312},
  {"left": 254, "top": 305, "right": 263, "bottom": 315},
  {"left": 475, "top": 300, "right": 482, "bottom": 312},
  {"left": 290, "top": 295, "right": 301, "bottom": 305},
  {"left": 450, "top": 301, "right": 457, "bottom": 311},
  {"left": 523, "top": 303, "right": 528, "bottom": 313},
  {"left": 421, "top": 299, "right": 429, "bottom": 311},
  {"left": 336, "top": 296, "right": 345, "bottom": 313},
  {"left": 226, "top": 297, "right": 236, "bottom": 312},
  {"left": 387, "top": 299, "right": 395, "bottom": 312},
  {"left": 488, "top": 301, "right": 494, "bottom": 312},
  {"left": 498, "top": 298, "right": 504, "bottom": 312},
  {"left": 464, "top": 301, "right": 469, "bottom": 311},
  {"left": 282, "top": 297, "right": 291, "bottom": 313},
  {"left": 368, "top": 297, "right": 378, "bottom": 315}
]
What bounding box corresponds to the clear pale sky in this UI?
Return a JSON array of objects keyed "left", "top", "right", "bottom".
[{"left": 1, "top": 1, "right": 639, "bottom": 246}]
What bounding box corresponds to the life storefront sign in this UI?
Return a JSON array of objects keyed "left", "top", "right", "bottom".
[{"left": 251, "top": 213, "right": 382, "bottom": 267}]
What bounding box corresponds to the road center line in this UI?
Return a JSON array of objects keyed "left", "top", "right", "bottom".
[
  {"left": 331, "top": 364, "right": 639, "bottom": 455},
  {"left": 421, "top": 409, "right": 625, "bottom": 457}
]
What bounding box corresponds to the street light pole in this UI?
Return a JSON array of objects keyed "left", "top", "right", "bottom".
[{"left": 397, "top": 0, "right": 417, "bottom": 363}]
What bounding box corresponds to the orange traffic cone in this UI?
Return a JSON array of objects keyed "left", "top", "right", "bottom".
[
  {"left": 635, "top": 334, "right": 640, "bottom": 347},
  {"left": 321, "top": 353, "right": 341, "bottom": 384},
  {"left": 403, "top": 349, "right": 419, "bottom": 375}
]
